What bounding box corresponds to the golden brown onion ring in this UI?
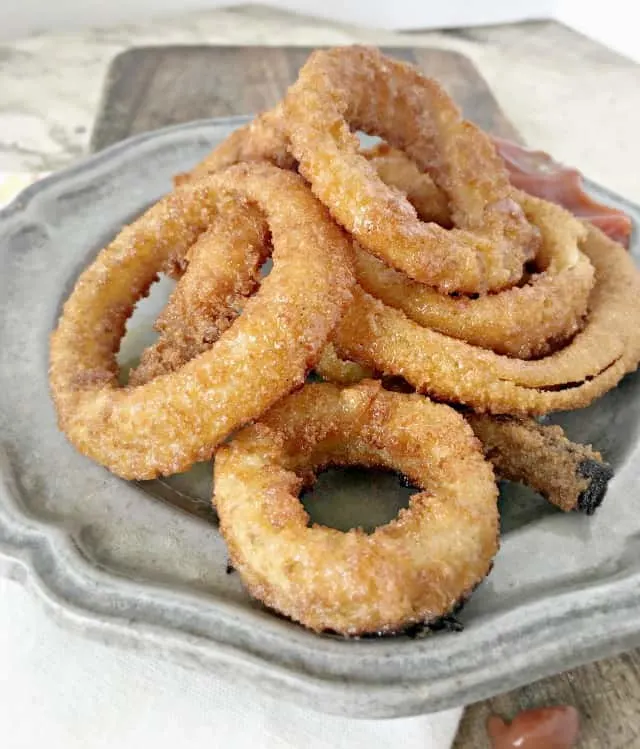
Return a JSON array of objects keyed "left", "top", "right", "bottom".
[
  {"left": 129, "top": 202, "right": 270, "bottom": 386},
  {"left": 127, "top": 206, "right": 370, "bottom": 389},
  {"left": 181, "top": 129, "right": 593, "bottom": 360},
  {"left": 284, "top": 46, "right": 538, "bottom": 294},
  {"left": 314, "top": 343, "right": 374, "bottom": 385},
  {"left": 175, "top": 104, "right": 294, "bottom": 186},
  {"left": 49, "top": 163, "right": 355, "bottom": 479},
  {"left": 214, "top": 380, "right": 498, "bottom": 635},
  {"left": 467, "top": 414, "right": 613, "bottom": 515},
  {"left": 331, "top": 225, "right": 640, "bottom": 415},
  {"left": 307, "top": 358, "right": 614, "bottom": 513},
  {"left": 353, "top": 158, "right": 593, "bottom": 358}
]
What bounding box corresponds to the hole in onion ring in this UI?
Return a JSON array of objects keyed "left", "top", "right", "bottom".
[
  {"left": 300, "top": 466, "right": 413, "bottom": 533},
  {"left": 116, "top": 251, "right": 275, "bottom": 387},
  {"left": 117, "top": 274, "right": 176, "bottom": 383}
]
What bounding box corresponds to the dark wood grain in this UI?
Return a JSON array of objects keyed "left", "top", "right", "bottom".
[
  {"left": 91, "top": 44, "right": 640, "bottom": 749},
  {"left": 453, "top": 654, "right": 640, "bottom": 748},
  {"left": 90, "top": 45, "right": 521, "bottom": 151}
]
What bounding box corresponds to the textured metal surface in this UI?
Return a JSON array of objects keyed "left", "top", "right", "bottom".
[{"left": 0, "top": 118, "right": 639, "bottom": 718}]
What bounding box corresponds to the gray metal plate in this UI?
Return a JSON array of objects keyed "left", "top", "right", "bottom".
[{"left": 1, "top": 117, "right": 639, "bottom": 718}]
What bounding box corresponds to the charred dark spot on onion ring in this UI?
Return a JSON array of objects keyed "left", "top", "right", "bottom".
[{"left": 576, "top": 459, "right": 614, "bottom": 515}]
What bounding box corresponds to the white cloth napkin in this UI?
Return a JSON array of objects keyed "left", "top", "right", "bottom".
[
  {"left": 0, "top": 579, "right": 464, "bottom": 749},
  {"left": 0, "top": 174, "right": 464, "bottom": 749}
]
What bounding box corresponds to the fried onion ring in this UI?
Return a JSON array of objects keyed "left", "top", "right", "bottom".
[
  {"left": 306, "top": 358, "right": 614, "bottom": 513},
  {"left": 126, "top": 206, "right": 373, "bottom": 390},
  {"left": 354, "top": 158, "right": 593, "bottom": 358},
  {"left": 214, "top": 380, "right": 498, "bottom": 635},
  {"left": 331, "top": 225, "right": 640, "bottom": 415},
  {"left": 128, "top": 202, "right": 270, "bottom": 386},
  {"left": 467, "top": 414, "right": 613, "bottom": 515},
  {"left": 181, "top": 132, "right": 593, "bottom": 360},
  {"left": 49, "top": 163, "right": 355, "bottom": 479},
  {"left": 284, "top": 46, "right": 538, "bottom": 293},
  {"left": 175, "top": 104, "right": 294, "bottom": 186}
]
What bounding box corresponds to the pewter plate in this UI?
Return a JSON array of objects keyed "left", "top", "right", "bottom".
[{"left": 1, "top": 117, "right": 640, "bottom": 719}]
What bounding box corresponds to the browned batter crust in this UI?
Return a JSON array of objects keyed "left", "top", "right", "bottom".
[{"left": 467, "top": 414, "right": 613, "bottom": 514}]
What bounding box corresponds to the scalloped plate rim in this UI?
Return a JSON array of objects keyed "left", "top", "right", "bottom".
[{"left": 1, "top": 116, "right": 639, "bottom": 718}]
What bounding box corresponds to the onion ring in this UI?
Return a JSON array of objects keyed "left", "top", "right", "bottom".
[
  {"left": 49, "top": 163, "right": 355, "bottom": 479},
  {"left": 357, "top": 146, "right": 594, "bottom": 358},
  {"left": 214, "top": 380, "right": 498, "bottom": 635},
  {"left": 182, "top": 133, "right": 593, "bottom": 360},
  {"left": 314, "top": 343, "right": 374, "bottom": 385},
  {"left": 175, "top": 104, "right": 294, "bottom": 186},
  {"left": 126, "top": 207, "right": 373, "bottom": 390},
  {"left": 467, "top": 414, "right": 613, "bottom": 514},
  {"left": 283, "top": 46, "right": 538, "bottom": 294},
  {"left": 331, "top": 225, "right": 640, "bottom": 415},
  {"left": 129, "top": 202, "right": 270, "bottom": 386}
]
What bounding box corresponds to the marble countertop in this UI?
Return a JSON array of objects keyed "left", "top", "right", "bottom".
[{"left": 0, "top": 5, "right": 639, "bottom": 202}]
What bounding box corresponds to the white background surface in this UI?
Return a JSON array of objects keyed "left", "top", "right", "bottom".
[
  {"left": 556, "top": 0, "right": 639, "bottom": 63},
  {"left": 0, "top": 577, "right": 463, "bottom": 748},
  {"left": 0, "top": 0, "right": 551, "bottom": 37},
  {"left": 0, "top": 1, "right": 638, "bottom": 62}
]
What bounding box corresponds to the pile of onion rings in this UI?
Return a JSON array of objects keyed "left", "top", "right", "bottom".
[{"left": 50, "top": 46, "right": 636, "bottom": 635}]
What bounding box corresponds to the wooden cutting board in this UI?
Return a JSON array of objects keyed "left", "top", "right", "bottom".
[
  {"left": 91, "top": 45, "right": 640, "bottom": 749},
  {"left": 90, "top": 45, "right": 522, "bottom": 150}
]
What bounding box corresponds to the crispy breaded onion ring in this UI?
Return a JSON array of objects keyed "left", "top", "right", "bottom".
[
  {"left": 314, "top": 343, "right": 374, "bottom": 385},
  {"left": 175, "top": 105, "right": 294, "bottom": 186},
  {"left": 308, "top": 361, "right": 614, "bottom": 513},
  {"left": 284, "top": 46, "right": 538, "bottom": 294},
  {"left": 467, "top": 414, "right": 613, "bottom": 515},
  {"left": 214, "top": 381, "right": 498, "bottom": 635},
  {"left": 180, "top": 131, "right": 593, "bottom": 360},
  {"left": 332, "top": 226, "right": 640, "bottom": 415},
  {"left": 361, "top": 146, "right": 594, "bottom": 359},
  {"left": 127, "top": 206, "right": 371, "bottom": 390},
  {"left": 129, "top": 202, "right": 271, "bottom": 386},
  {"left": 49, "top": 163, "right": 355, "bottom": 479}
]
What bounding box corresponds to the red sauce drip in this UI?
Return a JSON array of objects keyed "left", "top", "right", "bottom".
[
  {"left": 492, "top": 137, "right": 633, "bottom": 248},
  {"left": 487, "top": 706, "right": 580, "bottom": 749}
]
